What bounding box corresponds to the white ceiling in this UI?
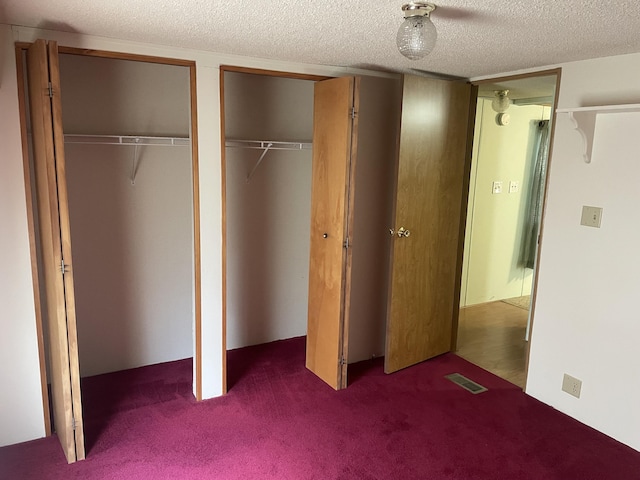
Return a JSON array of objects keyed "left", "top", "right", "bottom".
[{"left": 3, "top": 0, "right": 640, "bottom": 79}]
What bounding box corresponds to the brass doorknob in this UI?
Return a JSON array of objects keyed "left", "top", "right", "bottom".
[{"left": 397, "top": 227, "right": 411, "bottom": 238}]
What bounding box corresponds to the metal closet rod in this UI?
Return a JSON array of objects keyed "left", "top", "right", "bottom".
[
  {"left": 225, "top": 139, "right": 312, "bottom": 150},
  {"left": 64, "top": 134, "right": 190, "bottom": 146}
]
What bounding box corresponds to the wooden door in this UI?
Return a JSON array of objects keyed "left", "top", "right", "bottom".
[
  {"left": 26, "top": 39, "right": 85, "bottom": 463},
  {"left": 385, "top": 75, "right": 473, "bottom": 373},
  {"left": 306, "top": 76, "right": 360, "bottom": 390}
]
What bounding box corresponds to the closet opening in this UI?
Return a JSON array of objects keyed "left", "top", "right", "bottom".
[
  {"left": 17, "top": 41, "right": 201, "bottom": 462},
  {"left": 221, "top": 68, "right": 322, "bottom": 390}
]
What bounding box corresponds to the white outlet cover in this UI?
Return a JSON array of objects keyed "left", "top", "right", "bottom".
[
  {"left": 580, "top": 206, "right": 603, "bottom": 228},
  {"left": 562, "top": 373, "right": 582, "bottom": 398},
  {"left": 492, "top": 181, "right": 502, "bottom": 194},
  {"left": 509, "top": 181, "right": 519, "bottom": 193}
]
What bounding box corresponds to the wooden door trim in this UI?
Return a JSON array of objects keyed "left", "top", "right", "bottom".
[
  {"left": 14, "top": 44, "right": 52, "bottom": 437},
  {"left": 219, "top": 66, "right": 332, "bottom": 392},
  {"left": 220, "top": 65, "right": 331, "bottom": 82},
  {"left": 472, "top": 68, "right": 562, "bottom": 85},
  {"left": 15, "top": 42, "right": 203, "bottom": 403},
  {"left": 463, "top": 68, "right": 563, "bottom": 391}
]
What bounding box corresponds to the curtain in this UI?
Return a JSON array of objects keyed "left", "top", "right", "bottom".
[{"left": 522, "top": 120, "right": 550, "bottom": 269}]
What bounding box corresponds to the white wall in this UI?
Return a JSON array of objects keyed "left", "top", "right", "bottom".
[
  {"left": 0, "top": 24, "right": 46, "bottom": 446},
  {"left": 65, "top": 145, "right": 194, "bottom": 376},
  {"left": 461, "top": 99, "right": 550, "bottom": 306},
  {"left": 59, "top": 54, "right": 190, "bottom": 137},
  {"left": 525, "top": 52, "right": 640, "bottom": 451},
  {"left": 224, "top": 71, "right": 314, "bottom": 349},
  {"left": 1, "top": 23, "right": 391, "bottom": 446}
]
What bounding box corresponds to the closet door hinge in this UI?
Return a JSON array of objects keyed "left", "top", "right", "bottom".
[
  {"left": 350, "top": 107, "right": 357, "bottom": 119},
  {"left": 71, "top": 417, "right": 76, "bottom": 430},
  {"left": 60, "top": 258, "right": 69, "bottom": 274},
  {"left": 343, "top": 237, "right": 350, "bottom": 249},
  {"left": 48, "top": 82, "right": 54, "bottom": 98},
  {"left": 339, "top": 356, "right": 346, "bottom": 366}
]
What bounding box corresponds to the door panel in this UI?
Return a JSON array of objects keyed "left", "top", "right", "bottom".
[
  {"left": 385, "top": 75, "right": 473, "bottom": 373},
  {"left": 47, "top": 41, "right": 86, "bottom": 461},
  {"left": 306, "top": 76, "right": 359, "bottom": 389},
  {"left": 27, "top": 39, "right": 85, "bottom": 463}
]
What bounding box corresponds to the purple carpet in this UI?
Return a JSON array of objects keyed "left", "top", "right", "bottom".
[{"left": 1, "top": 336, "right": 639, "bottom": 479}]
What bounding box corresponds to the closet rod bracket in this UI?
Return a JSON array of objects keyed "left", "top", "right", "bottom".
[
  {"left": 246, "top": 143, "right": 274, "bottom": 183},
  {"left": 131, "top": 138, "right": 140, "bottom": 185}
]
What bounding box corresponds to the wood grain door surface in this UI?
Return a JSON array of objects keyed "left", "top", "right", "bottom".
[
  {"left": 306, "top": 76, "right": 359, "bottom": 390},
  {"left": 385, "top": 75, "right": 473, "bottom": 374},
  {"left": 26, "top": 39, "right": 85, "bottom": 463}
]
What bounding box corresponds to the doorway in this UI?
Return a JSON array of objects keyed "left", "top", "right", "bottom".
[{"left": 456, "top": 71, "right": 560, "bottom": 388}]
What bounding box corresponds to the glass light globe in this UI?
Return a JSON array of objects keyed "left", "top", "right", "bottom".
[
  {"left": 396, "top": 15, "right": 437, "bottom": 60},
  {"left": 492, "top": 91, "right": 511, "bottom": 113}
]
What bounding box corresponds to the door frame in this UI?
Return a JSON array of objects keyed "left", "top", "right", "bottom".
[
  {"left": 218, "top": 65, "right": 331, "bottom": 393},
  {"left": 14, "top": 42, "right": 205, "bottom": 439},
  {"left": 455, "top": 68, "right": 562, "bottom": 390}
]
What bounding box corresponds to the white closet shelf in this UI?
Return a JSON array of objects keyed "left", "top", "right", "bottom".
[
  {"left": 225, "top": 140, "right": 312, "bottom": 150},
  {"left": 556, "top": 104, "right": 640, "bottom": 164},
  {"left": 64, "top": 134, "right": 190, "bottom": 147}
]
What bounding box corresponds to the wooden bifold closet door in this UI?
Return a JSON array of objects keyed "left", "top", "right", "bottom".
[
  {"left": 26, "top": 39, "right": 85, "bottom": 463},
  {"left": 306, "top": 76, "right": 359, "bottom": 390}
]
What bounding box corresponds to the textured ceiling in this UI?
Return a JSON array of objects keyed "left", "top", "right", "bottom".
[{"left": 3, "top": 0, "right": 640, "bottom": 78}]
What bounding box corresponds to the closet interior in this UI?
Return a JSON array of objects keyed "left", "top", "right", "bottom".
[
  {"left": 224, "top": 71, "right": 314, "bottom": 353},
  {"left": 57, "top": 54, "right": 195, "bottom": 379},
  {"left": 223, "top": 69, "right": 401, "bottom": 388}
]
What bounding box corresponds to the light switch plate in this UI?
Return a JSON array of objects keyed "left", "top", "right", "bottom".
[
  {"left": 492, "top": 181, "right": 502, "bottom": 194},
  {"left": 580, "top": 206, "right": 603, "bottom": 228}
]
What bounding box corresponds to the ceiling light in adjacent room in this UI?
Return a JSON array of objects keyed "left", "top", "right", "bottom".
[
  {"left": 492, "top": 90, "right": 511, "bottom": 113},
  {"left": 396, "top": 2, "right": 437, "bottom": 60}
]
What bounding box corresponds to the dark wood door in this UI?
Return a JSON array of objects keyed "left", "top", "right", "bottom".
[{"left": 385, "top": 75, "right": 473, "bottom": 373}]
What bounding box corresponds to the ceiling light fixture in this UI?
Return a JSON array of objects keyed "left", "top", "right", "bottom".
[
  {"left": 396, "top": 2, "right": 437, "bottom": 60},
  {"left": 492, "top": 90, "right": 511, "bottom": 113}
]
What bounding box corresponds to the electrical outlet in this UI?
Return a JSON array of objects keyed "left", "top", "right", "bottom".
[
  {"left": 492, "top": 181, "right": 503, "bottom": 194},
  {"left": 580, "top": 206, "right": 603, "bottom": 228},
  {"left": 562, "top": 374, "right": 582, "bottom": 398},
  {"left": 509, "top": 181, "right": 519, "bottom": 193}
]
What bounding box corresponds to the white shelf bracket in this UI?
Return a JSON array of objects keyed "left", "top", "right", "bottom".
[
  {"left": 131, "top": 138, "right": 140, "bottom": 185},
  {"left": 566, "top": 111, "right": 597, "bottom": 164},
  {"left": 557, "top": 104, "right": 640, "bottom": 164},
  {"left": 246, "top": 142, "right": 273, "bottom": 183}
]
